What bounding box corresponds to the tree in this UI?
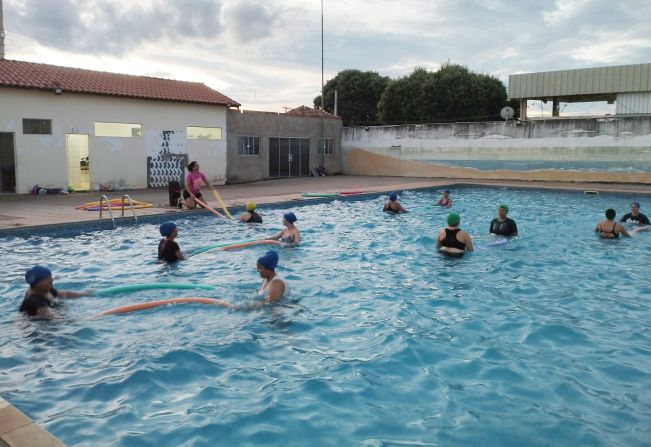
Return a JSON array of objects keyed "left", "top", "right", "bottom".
[
  {"left": 378, "top": 63, "right": 509, "bottom": 124},
  {"left": 313, "top": 69, "right": 389, "bottom": 126}
]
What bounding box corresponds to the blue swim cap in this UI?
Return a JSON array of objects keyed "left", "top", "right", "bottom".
[
  {"left": 443, "top": 190, "right": 450, "bottom": 194},
  {"left": 389, "top": 192, "right": 398, "bottom": 201},
  {"left": 159, "top": 221, "right": 177, "bottom": 237},
  {"left": 283, "top": 212, "right": 297, "bottom": 223},
  {"left": 257, "top": 251, "right": 279, "bottom": 271},
  {"left": 25, "top": 265, "right": 52, "bottom": 287}
]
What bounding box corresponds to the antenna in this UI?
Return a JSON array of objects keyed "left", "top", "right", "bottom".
[{"left": 500, "top": 106, "right": 514, "bottom": 121}]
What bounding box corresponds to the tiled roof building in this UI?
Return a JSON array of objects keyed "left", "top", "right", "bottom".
[{"left": 0, "top": 59, "right": 239, "bottom": 107}]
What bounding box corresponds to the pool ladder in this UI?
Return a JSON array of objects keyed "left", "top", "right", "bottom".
[{"left": 99, "top": 194, "right": 138, "bottom": 227}]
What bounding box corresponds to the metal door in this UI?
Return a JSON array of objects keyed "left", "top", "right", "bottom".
[
  {"left": 269, "top": 137, "right": 310, "bottom": 177},
  {"left": 0, "top": 132, "right": 16, "bottom": 192}
]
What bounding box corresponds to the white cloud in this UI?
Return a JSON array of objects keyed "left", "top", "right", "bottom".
[{"left": 3, "top": 0, "right": 651, "bottom": 112}]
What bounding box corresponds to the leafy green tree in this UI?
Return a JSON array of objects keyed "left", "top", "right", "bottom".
[
  {"left": 313, "top": 69, "right": 389, "bottom": 126},
  {"left": 378, "top": 63, "right": 509, "bottom": 124}
]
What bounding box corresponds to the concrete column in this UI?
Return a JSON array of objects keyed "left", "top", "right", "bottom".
[
  {"left": 552, "top": 97, "right": 560, "bottom": 117},
  {"left": 519, "top": 99, "right": 527, "bottom": 121}
]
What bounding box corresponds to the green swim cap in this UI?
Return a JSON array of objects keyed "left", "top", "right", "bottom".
[
  {"left": 447, "top": 212, "right": 460, "bottom": 226},
  {"left": 246, "top": 202, "right": 256, "bottom": 211},
  {"left": 499, "top": 204, "right": 508, "bottom": 214}
]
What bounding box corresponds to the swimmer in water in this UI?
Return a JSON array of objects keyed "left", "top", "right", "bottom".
[
  {"left": 489, "top": 204, "right": 518, "bottom": 237},
  {"left": 383, "top": 192, "right": 408, "bottom": 213},
  {"left": 255, "top": 251, "right": 288, "bottom": 301},
  {"left": 19, "top": 265, "right": 90, "bottom": 319},
  {"left": 595, "top": 208, "right": 630, "bottom": 239},
  {"left": 238, "top": 202, "right": 263, "bottom": 224},
  {"left": 435, "top": 190, "right": 452, "bottom": 208},
  {"left": 437, "top": 212, "right": 474, "bottom": 257},
  {"left": 158, "top": 221, "right": 184, "bottom": 262},
  {"left": 267, "top": 212, "right": 300, "bottom": 245},
  {"left": 213, "top": 251, "right": 289, "bottom": 309},
  {"left": 619, "top": 206, "right": 649, "bottom": 231}
]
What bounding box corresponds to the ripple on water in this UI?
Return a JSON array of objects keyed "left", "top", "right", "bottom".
[{"left": 1, "top": 187, "right": 651, "bottom": 447}]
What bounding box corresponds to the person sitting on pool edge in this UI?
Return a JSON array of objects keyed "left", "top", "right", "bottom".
[
  {"left": 267, "top": 212, "right": 300, "bottom": 245},
  {"left": 238, "top": 202, "right": 263, "bottom": 224},
  {"left": 437, "top": 212, "right": 474, "bottom": 257},
  {"left": 383, "top": 192, "right": 408, "bottom": 213},
  {"left": 489, "top": 204, "right": 518, "bottom": 237},
  {"left": 158, "top": 221, "right": 184, "bottom": 262},
  {"left": 435, "top": 190, "right": 452, "bottom": 208},
  {"left": 595, "top": 209, "right": 630, "bottom": 239},
  {"left": 19, "top": 265, "right": 90, "bottom": 319},
  {"left": 620, "top": 202, "right": 650, "bottom": 225}
]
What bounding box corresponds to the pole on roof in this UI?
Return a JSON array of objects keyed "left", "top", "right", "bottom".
[
  {"left": 0, "top": 0, "right": 5, "bottom": 59},
  {"left": 320, "top": 0, "right": 324, "bottom": 112},
  {"left": 320, "top": 0, "right": 325, "bottom": 168}
]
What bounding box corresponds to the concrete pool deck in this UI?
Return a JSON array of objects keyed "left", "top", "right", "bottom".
[{"left": 1, "top": 175, "right": 651, "bottom": 232}]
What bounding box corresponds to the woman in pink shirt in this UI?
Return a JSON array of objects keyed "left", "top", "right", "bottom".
[{"left": 182, "top": 161, "right": 211, "bottom": 209}]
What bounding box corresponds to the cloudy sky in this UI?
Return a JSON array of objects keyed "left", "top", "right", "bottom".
[{"left": 3, "top": 0, "right": 651, "bottom": 114}]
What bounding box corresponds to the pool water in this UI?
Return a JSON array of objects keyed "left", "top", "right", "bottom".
[{"left": 1, "top": 187, "right": 650, "bottom": 447}]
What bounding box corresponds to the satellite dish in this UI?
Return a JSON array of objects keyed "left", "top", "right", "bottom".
[{"left": 500, "top": 106, "right": 515, "bottom": 121}]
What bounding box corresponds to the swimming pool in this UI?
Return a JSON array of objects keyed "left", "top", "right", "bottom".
[{"left": 1, "top": 186, "right": 650, "bottom": 446}]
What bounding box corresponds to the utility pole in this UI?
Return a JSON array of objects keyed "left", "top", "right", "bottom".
[
  {"left": 0, "top": 0, "right": 6, "bottom": 59},
  {"left": 319, "top": 0, "right": 325, "bottom": 169},
  {"left": 320, "top": 0, "right": 324, "bottom": 112}
]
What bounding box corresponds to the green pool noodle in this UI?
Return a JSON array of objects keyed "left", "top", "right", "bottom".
[
  {"left": 93, "top": 283, "right": 217, "bottom": 296},
  {"left": 191, "top": 239, "right": 259, "bottom": 255}
]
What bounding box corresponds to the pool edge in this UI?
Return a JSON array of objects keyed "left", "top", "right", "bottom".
[{"left": 0, "top": 395, "right": 67, "bottom": 447}]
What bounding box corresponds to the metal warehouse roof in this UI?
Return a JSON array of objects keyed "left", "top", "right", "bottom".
[
  {"left": 509, "top": 63, "right": 651, "bottom": 100},
  {"left": 0, "top": 59, "right": 240, "bottom": 107}
]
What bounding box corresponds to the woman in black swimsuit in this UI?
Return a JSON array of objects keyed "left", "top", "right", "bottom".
[
  {"left": 437, "top": 212, "right": 474, "bottom": 257},
  {"left": 595, "top": 209, "right": 630, "bottom": 239}
]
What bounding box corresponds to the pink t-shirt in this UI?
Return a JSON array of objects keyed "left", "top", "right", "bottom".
[{"left": 186, "top": 171, "right": 207, "bottom": 195}]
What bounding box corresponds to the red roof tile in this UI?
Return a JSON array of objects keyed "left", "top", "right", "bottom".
[
  {"left": 0, "top": 59, "right": 240, "bottom": 107},
  {"left": 285, "top": 105, "right": 339, "bottom": 119}
]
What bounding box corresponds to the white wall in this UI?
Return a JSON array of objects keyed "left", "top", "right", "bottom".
[
  {"left": 0, "top": 88, "right": 228, "bottom": 193},
  {"left": 617, "top": 92, "right": 651, "bottom": 115},
  {"left": 341, "top": 117, "right": 651, "bottom": 184}
]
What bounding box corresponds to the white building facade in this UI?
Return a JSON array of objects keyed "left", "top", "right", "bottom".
[{"left": 0, "top": 60, "right": 239, "bottom": 194}]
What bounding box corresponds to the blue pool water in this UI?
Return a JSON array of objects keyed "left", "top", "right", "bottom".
[{"left": 1, "top": 187, "right": 650, "bottom": 447}]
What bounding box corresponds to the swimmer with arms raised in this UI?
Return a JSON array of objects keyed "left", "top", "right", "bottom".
[
  {"left": 19, "top": 266, "right": 90, "bottom": 319},
  {"left": 267, "top": 212, "right": 300, "bottom": 246},
  {"left": 595, "top": 208, "right": 630, "bottom": 239},
  {"left": 383, "top": 192, "right": 408, "bottom": 213},
  {"left": 437, "top": 212, "right": 474, "bottom": 257}
]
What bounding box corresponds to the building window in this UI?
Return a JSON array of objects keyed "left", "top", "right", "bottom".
[
  {"left": 23, "top": 119, "right": 52, "bottom": 135},
  {"left": 238, "top": 136, "right": 260, "bottom": 156},
  {"left": 95, "top": 122, "right": 142, "bottom": 137},
  {"left": 319, "top": 138, "right": 334, "bottom": 155},
  {"left": 187, "top": 126, "right": 222, "bottom": 140}
]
